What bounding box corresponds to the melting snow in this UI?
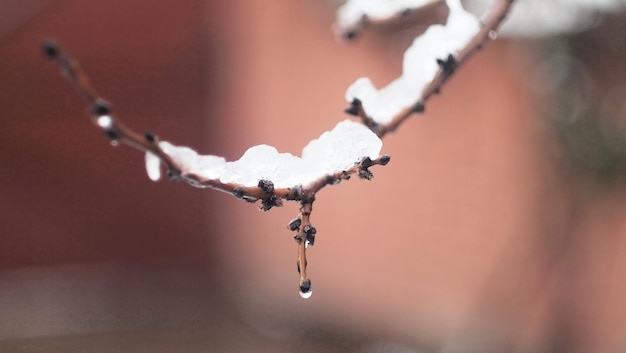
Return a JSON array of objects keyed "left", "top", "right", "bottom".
[
  {"left": 145, "top": 119, "right": 382, "bottom": 188},
  {"left": 335, "top": 0, "right": 440, "bottom": 34},
  {"left": 343, "top": 0, "right": 480, "bottom": 124}
]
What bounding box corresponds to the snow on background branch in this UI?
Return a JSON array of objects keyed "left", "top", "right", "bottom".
[
  {"left": 342, "top": 0, "right": 480, "bottom": 125},
  {"left": 335, "top": 0, "right": 442, "bottom": 37},
  {"left": 466, "top": 0, "right": 626, "bottom": 37}
]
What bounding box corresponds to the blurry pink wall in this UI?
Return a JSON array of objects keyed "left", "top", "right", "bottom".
[{"left": 1, "top": 0, "right": 625, "bottom": 352}]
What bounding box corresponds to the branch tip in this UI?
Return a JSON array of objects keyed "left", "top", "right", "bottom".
[
  {"left": 299, "top": 279, "right": 312, "bottom": 298},
  {"left": 379, "top": 155, "right": 391, "bottom": 166}
]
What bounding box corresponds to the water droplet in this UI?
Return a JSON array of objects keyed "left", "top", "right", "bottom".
[
  {"left": 299, "top": 289, "right": 313, "bottom": 299},
  {"left": 299, "top": 279, "right": 312, "bottom": 299},
  {"left": 96, "top": 115, "right": 113, "bottom": 129},
  {"left": 110, "top": 140, "right": 119, "bottom": 147},
  {"left": 488, "top": 30, "right": 498, "bottom": 40}
]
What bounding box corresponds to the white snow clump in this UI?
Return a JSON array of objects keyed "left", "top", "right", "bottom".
[
  {"left": 335, "top": 0, "right": 440, "bottom": 33},
  {"left": 145, "top": 119, "right": 382, "bottom": 188},
  {"left": 344, "top": 0, "right": 480, "bottom": 124}
]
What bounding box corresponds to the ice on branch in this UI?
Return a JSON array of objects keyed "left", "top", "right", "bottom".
[
  {"left": 145, "top": 119, "right": 383, "bottom": 188},
  {"left": 344, "top": 0, "right": 480, "bottom": 125}
]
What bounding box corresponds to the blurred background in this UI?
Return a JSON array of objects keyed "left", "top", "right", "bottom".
[{"left": 0, "top": 0, "right": 625, "bottom": 352}]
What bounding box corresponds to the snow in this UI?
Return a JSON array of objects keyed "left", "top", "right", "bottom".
[
  {"left": 145, "top": 151, "right": 161, "bottom": 181},
  {"left": 344, "top": 0, "right": 480, "bottom": 124},
  {"left": 335, "top": 0, "right": 440, "bottom": 34},
  {"left": 96, "top": 115, "right": 113, "bottom": 129},
  {"left": 145, "top": 119, "right": 383, "bottom": 188}
]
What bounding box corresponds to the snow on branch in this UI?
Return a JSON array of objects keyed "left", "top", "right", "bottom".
[
  {"left": 335, "top": 0, "right": 444, "bottom": 39},
  {"left": 150, "top": 120, "right": 382, "bottom": 189},
  {"left": 43, "top": 0, "right": 515, "bottom": 298},
  {"left": 42, "top": 40, "right": 389, "bottom": 298},
  {"left": 340, "top": 0, "right": 515, "bottom": 137}
]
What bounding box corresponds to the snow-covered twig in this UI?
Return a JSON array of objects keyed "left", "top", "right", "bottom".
[
  {"left": 43, "top": 41, "right": 389, "bottom": 297},
  {"left": 341, "top": 0, "right": 516, "bottom": 137},
  {"left": 334, "top": 0, "right": 444, "bottom": 39},
  {"left": 43, "top": 0, "right": 515, "bottom": 297}
]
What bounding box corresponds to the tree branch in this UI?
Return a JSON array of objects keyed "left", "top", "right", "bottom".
[
  {"left": 42, "top": 0, "right": 514, "bottom": 297},
  {"left": 43, "top": 40, "right": 390, "bottom": 297}
]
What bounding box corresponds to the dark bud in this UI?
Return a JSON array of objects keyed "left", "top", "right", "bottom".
[
  {"left": 260, "top": 194, "right": 282, "bottom": 211},
  {"left": 42, "top": 40, "right": 59, "bottom": 59},
  {"left": 344, "top": 98, "right": 362, "bottom": 116},
  {"left": 304, "top": 224, "right": 316, "bottom": 236},
  {"left": 360, "top": 156, "right": 372, "bottom": 168},
  {"left": 288, "top": 218, "right": 302, "bottom": 231},
  {"left": 294, "top": 234, "right": 303, "bottom": 243},
  {"left": 304, "top": 224, "right": 317, "bottom": 246},
  {"left": 359, "top": 168, "right": 374, "bottom": 180},
  {"left": 342, "top": 30, "right": 357, "bottom": 41},
  {"left": 379, "top": 155, "right": 391, "bottom": 166},
  {"left": 144, "top": 132, "right": 156, "bottom": 143},
  {"left": 232, "top": 187, "right": 245, "bottom": 199},
  {"left": 413, "top": 102, "right": 425, "bottom": 113},
  {"left": 258, "top": 179, "right": 274, "bottom": 193},
  {"left": 166, "top": 168, "right": 181, "bottom": 180},
  {"left": 344, "top": 105, "right": 359, "bottom": 116},
  {"left": 436, "top": 54, "right": 458, "bottom": 76},
  {"left": 299, "top": 279, "right": 312, "bottom": 295},
  {"left": 92, "top": 98, "right": 111, "bottom": 116},
  {"left": 104, "top": 130, "right": 119, "bottom": 141}
]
